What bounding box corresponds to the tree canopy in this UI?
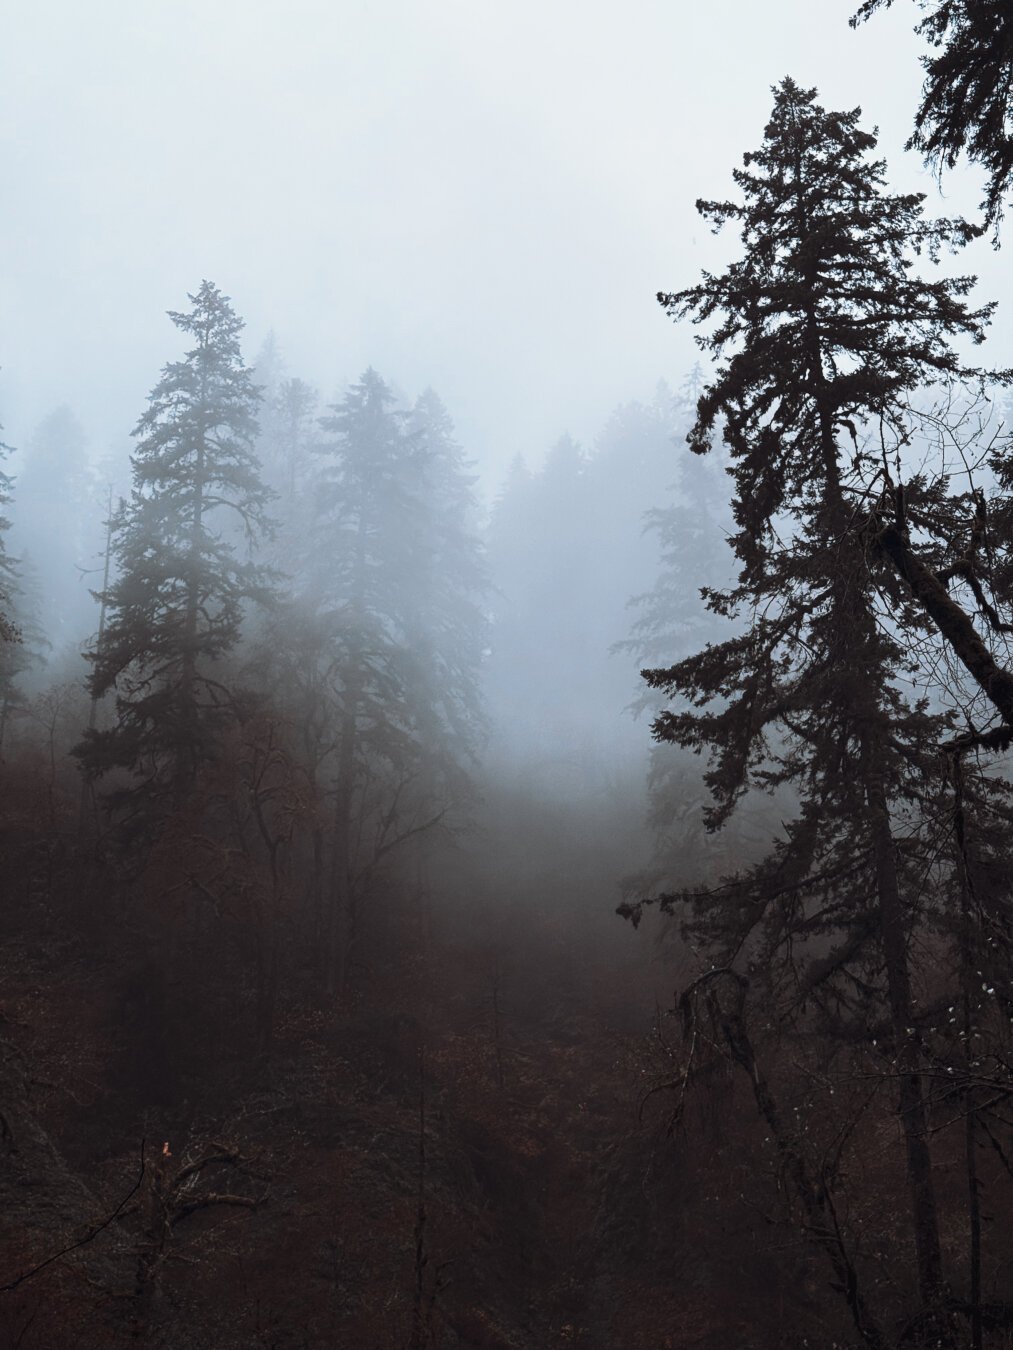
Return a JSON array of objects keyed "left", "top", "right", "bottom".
[
  {"left": 76, "top": 281, "right": 274, "bottom": 829},
  {"left": 852, "top": 0, "right": 1013, "bottom": 236},
  {"left": 633, "top": 77, "right": 1013, "bottom": 1343}
]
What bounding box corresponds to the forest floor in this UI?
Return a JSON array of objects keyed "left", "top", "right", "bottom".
[{"left": 0, "top": 784, "right": 822, "bottom": 1350}]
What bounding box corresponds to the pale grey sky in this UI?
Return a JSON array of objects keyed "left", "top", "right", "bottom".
[{"left": 0, "top": 0, "right": 1006, "bottom": 491}]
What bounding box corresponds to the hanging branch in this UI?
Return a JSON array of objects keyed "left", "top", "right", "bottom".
[
  {"left": 0, "top": 1139, "right": 147, "bottom": 1294},
  {"left": 679, "top": 971, "right": 889, "bottom": 1350},
  {"left": 873, "top": 512, "right": 1013, "bottom": 740}
]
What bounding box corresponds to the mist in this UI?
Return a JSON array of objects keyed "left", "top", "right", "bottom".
[
  {"left": 5, "top": 3, "right": 1013, "bottom": 1348},
  {"left": 6, "top": 0, "right": 1006, "bottom": 483}
]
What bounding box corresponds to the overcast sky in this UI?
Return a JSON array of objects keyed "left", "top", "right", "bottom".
[{"left": 1, "top": 0, "right": 1007, "bottom": 494}]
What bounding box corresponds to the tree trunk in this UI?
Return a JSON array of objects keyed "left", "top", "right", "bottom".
[
  {"left": 953, "top": 754, "right": 983, "bottom": 1350},
  {"left": 708, "top": 973, "right": 889, "bottom": 1349},
  {"left": 175, "top": 403, "right": 208, "bottom": 811},
  {"left": 79, "top": 487, "right": 114, "bottom": 838},
  {"left": 876, "top": 522, "right": 1013, "bottom": 730},
  {"left": 860, "top": 727, "right": 950, "bottom": 1332},
  {"left": 808, "top": 312, "right": 950, "bottom": 1334},
  {"left": 328, "top": 700, "right": 357, "bottom": 994}
]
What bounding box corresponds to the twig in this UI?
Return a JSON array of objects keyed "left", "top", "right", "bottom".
[{"left": 0, "top": 1139, "right": 147, "bottom": 1293}]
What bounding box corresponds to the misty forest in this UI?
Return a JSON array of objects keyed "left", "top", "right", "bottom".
[{"left": 7, "top": 3, "right": 1013, "bottom": 1348}]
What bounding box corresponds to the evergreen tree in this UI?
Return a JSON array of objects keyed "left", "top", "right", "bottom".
[
  {"left": 629, "top": 79, "right": 1005, "bottom": 1342},
  {"left": 14, "top": 404, "right": 93, "bottom": 652},
  {"left": 246, "top": 334, "right": 320, "bottom": 572},
  {"left": 76, "top": 281, "right": 273, "bottom": 827},
  {"left": 277, "top": 369, "right": 486, "bottom": 986},
  {"left": 589, "top": 390, "right": 692, "bottom": 701},
  {"left": 590, "top": 381, "right": 689, "bottom": 575},
  {"left": 0, "top": 486, "right": 22, "bottom": 749},
  {"left": 0, "top": 431, "right": 20, "bottom": 654},
  {"left": 485, "top": 397, "right": 698, "bottom": 786},
  {"left": 483, "top": 454, "right": 535, "bottom": 711},
  {"left": 250, "top": 329, "right": 285, "bottom": 405},
  {"left": 622, "top": 369, "right": 731, "bottom": 677},
  {"left": 618, "top": 372, "right": 737, "bottom": 893},
  {"left": 404, "top": 387, "right": 487, "bottom": 783},
  {"left": 852, "top": 0, "right": 1013, "bottom": 236},
  {"left": 272, "top": 377, "right": 318, "bottom": 513},
  {"left": 0, "top": 435, "right": 49, "bottom": 748},
  {"left": 260, "top": 376, "right": 319, "bottom": 572}
]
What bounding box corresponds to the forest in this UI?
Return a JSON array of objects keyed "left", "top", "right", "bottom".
[{"left": 5, "top": 2, "right": 1013, "bottom": 1348}]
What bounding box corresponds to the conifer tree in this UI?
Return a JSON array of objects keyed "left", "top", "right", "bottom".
[
  {"left": 15, "top": 405, "right": 93, "bottom": 651},
  {"left": 404, "top": 387, "right": 487, "bottom": 783},
  {"left": 76, "top": 281, "right": 273, "bottom": 827},
  {"left": 622, "top": 370, "right": 731, "bottom": 678},
  {"left": 249, "top": 334, "right": 317, "bottom": 525},
  {"left": 0, "top": 490, "right": 22, "bottom": 750},
  {"left": 283, "top": 369, "right": 486, "bottom": 986},
  {"left": 0, "top": 433, "right": 20, "bottom": 657},
  {"left": 0, "top": 435, "right": 49, "bottom": 748},
  {"left": 852, "top": 0, "right": 1013, "bottom": 235},
  {"left": 270, "top": 377, "right": 318, "bottom": 520},
  {"left": 618, "top": 372, "right": 736, "bottom": 893},
  {"left": 486, "top": 398, "right": 696, "bottom": 780},
  {"left": 631, "top": 78, "right": 1004, "bottom": 1341}
]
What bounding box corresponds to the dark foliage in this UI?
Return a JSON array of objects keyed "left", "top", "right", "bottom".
[
  {"left": 852, "top": 0, "right": 1013, "bottom": 236},
  {"left": 253, "top": 368, "right": 488, "bottom": 989},
  {"left": 638, "top": 77, "right": 1013, "bottom": 1343},
  {"left": 75, "top": 281, "right": 274, "bottom": 833}
]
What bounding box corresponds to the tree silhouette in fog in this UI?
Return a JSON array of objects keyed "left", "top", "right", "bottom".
[
  {"left": 76, "top": 281, "right": 274, "bottom": 833},
  {"left": 0, "top": 433, "right": 25, "bottom": 743},
  {"left": 617, "top": 371, "right": 736, "bottom": 894},
  {"left": 853, "top": 0, "right": 1013, "bottom": 237},
  {"left": 16, "top": 405, "right": 93, "bottom": 652},
  {"left": 261, "top": 368, "right": 487, "bottom": 988},
  {"left": 0, "top": 432, "right": 49, "bottom": 748},
  {"left": 485, "top": 400, "right": 685, "bottom": 778},
  {"left": 630, "top": 77, "right": 1010, "bottom": 1344},
  {"left": 404, "top": 386, "right": 487, "bottom": 782}
]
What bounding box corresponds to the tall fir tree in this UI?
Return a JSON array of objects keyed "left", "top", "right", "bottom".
[
  {"left": 852, "top": 0, "right": 1013, "bottom": 236},
  {"left": 76, "top": 281, "right": 274, "bottom": 828},
  {"left": 629, "top": 78, "right": 1008, "bottom": 1342},
  {"left": 404, "top": 387, "right": 487, "bottom": 785},
  {"left": 271, "top": 369, "right": 486, "bottom": 986}
]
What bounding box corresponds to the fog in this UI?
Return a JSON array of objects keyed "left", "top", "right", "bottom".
[
  {"left": 4, "top": 0, "right": 1004, "bottom": 486},
  {"left": 5, "top": 6, "right": 1013, "bottom": 1346},
  {"left": 3, "top": 0, "right": 1009, "bottom": 957},
  {"left": 2, "top": 0, "right": 1008, "bottom": 953}
]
